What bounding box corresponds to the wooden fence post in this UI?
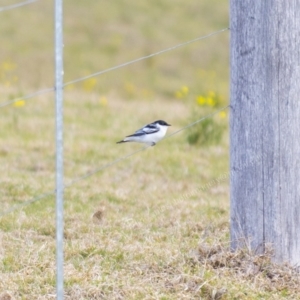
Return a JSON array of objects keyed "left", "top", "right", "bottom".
[{"left": 230, "top": 0, "right": 300, "bottom": 264}]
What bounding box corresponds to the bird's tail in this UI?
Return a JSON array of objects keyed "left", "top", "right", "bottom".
[{"left": 116, "top": 140, "right": 128, "bottom": 144}]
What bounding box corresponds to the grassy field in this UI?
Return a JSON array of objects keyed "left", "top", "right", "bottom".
[{"left": 0, "top": 0, "right": 300, "bottom": 299}]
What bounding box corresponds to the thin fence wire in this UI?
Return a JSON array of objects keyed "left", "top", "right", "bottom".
[
  {"left": 0, "top": 87, "right": 54, "bottom": 108},
  {"left": 0, "top": 104, "right": 230, "bottom": 218},
  {"left": 0, "top": 27, "right": 229, "bottom": 109},
  {"left": 64, "top": 28, "right": 229, "bottom": 86},
  {"left": 0, "top": 0, "right": 39, "bottom": 11}
]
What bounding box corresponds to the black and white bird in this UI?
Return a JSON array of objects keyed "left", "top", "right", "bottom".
[{"left": 117, "top": 120, "right": 171, "bottom": 146}]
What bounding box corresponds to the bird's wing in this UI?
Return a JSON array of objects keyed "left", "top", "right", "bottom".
[
  {"left": 140, "top": 123, "right": 159, "bottom": 134},
  {"left": 127, "top": 123, "right": 159, "bottom": 137}
]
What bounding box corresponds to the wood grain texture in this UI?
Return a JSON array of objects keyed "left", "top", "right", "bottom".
[{"left": 230, "top": 0, "right": 300, "bottom": 264}]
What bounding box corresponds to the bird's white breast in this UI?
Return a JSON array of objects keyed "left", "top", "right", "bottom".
[{"left": 152, "top": 124, "right": 168, "bottom": 142}]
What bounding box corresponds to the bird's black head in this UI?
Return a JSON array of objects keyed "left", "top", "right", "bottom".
[{"left": 154, "top": 120, "right": 171, "bottom": 126}]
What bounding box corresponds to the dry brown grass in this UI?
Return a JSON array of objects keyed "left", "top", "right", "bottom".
[
  {"left": 0, "top": 89, "right": 230, "bottom": 299},
  {"left": 195, "top": 244, "right": 300, "bottom": 299},
  {"left": 1, "top": 89, "right": 299, "bottom": 299}
]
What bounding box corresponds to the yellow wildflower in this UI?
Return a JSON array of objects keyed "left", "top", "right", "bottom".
[
  {"left": 207, "top": 97, "right": 216, "bottom": 107},
  {"left": 208, "top": 91, "right": 215, "bottom": 98},
  {"left": 141, "top": 89, "right": 153, "bottom": 98},
  {"left": 2, "top": 61, "right": 16, "bottom": 71},
  {"left": 14, "top": 100, "right": 25, "bottom": 107},
  {"left": 124, "top": 82, "right": 136, "bottom": 95},
  {"left": 99, "top": 96, "right": 108, "bottom": 107},
  {"left": 219, "top": 111, "right": 226, "bottom": 118},
  {"left": 175, "top": 85, "right": 189, "bottom": 99},
  {"left": 181, "top": 85, "right": 189, "bottom": 95},
  {"left": 196, "top": 96, "right": 206, "bottom": 106},
  {"left": 83, "top": 78, "right": 97, "bottom": 92},
  {"left": 175, "top": 91, "right": 183, "bottom": 98}
]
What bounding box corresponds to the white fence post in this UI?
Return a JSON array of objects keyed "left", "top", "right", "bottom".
[{"left": 55, "top": 0, "right": 64, "bottom": 298}]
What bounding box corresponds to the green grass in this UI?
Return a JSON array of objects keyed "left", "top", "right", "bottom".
[{"left": 0, "top": 0, "right": 299, "bottom": 299}]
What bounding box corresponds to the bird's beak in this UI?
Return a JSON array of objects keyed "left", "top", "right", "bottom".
[{"left": 167, "top": 123, "right": 171, "bottom": 126}]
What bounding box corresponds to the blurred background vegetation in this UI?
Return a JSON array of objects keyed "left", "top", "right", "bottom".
[
  {"left": 0, "top": 0, "right": 229, "bottom": 145},
  {"left": 0, "top": 0, "right": 228, "bottom": 98}
]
